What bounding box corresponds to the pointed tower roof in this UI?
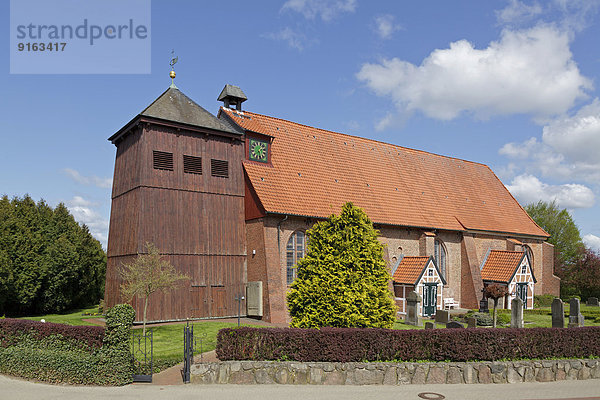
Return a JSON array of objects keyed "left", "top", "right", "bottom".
[
  {"left": 109, "top": 86, "right": 240, "bottom": 143},
  {"left": 141, "top": 87, "right": 238, "bottom": 133}
]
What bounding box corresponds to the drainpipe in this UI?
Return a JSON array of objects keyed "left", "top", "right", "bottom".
[{"left": 277, "top": 215, "right": 289, "bottom": 254}]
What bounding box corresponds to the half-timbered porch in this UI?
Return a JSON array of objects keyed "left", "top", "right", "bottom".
[
  {"left": 481, "top": 250, "right": 536, "bottom": 309},
  {"left": 392, "top": 256, "right": 447, "bottom": 317}
]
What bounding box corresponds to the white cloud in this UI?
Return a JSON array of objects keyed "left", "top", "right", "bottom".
[
  {"left": 505, "top": 174, "right": 595, "bottom": 208},
  {"left": 262, "top": 27, "right": 307, "bottom": 51},
  {"left": 281, "top": 0, "right": 356, "bottom": 21},
  {"left": 499, "top": 98, "right": 600, "bottom": 184},
  {"left": 66, "top": 196, "right": 109, "bottom": 248},
  {"left": 496, "top": 1, "right": 600, "bottom": 32},
  {"left": 373, "top": 14, "right": 401, "bottom": 39},
  {"left": 496, "top": 0, "right": 543, "bottom": 25},
  {"left": 63, "top": 168, "right": 112, "bottom": 189},
  {"left": 542, "top": 99, "right": 600, "bottom": 165},
  {"left": 583, "top": 234, "right": 600, "bottom": 252},
  {"left": 553, "top": 0, "right": 600, "bottom": 33},
  {"left": 357, "top": 25, "right": 591, "bottom": 123},
  {"left": 499, "top": 137, "right": 539, "bottom": 159}
]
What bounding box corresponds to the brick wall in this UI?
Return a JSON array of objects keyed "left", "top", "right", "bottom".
[{"left": 247, "top": 215, "right": 558, "bottom": 323}]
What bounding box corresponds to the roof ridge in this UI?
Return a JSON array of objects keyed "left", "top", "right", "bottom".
[{"left": 225, "top": 108, "right": 489, "bottom": 167}]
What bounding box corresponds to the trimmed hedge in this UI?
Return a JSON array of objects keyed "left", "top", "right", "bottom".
[
  {"left": 216, "top": 326, "right": 600, "bottom": 362},
  {"left": 0, "top": 304, "right": 135, "bottom": 385},
  {"left": 0, "top": 318, "right": 104, "bottom": 350}
]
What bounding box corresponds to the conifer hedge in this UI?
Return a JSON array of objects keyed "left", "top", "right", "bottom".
[{"left": 0, "top": 195, "right": 106, "bottom": 316}]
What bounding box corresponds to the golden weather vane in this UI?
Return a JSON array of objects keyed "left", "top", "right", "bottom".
[{"left": 169, "top": 50, "right": 178, "bottom": 88}]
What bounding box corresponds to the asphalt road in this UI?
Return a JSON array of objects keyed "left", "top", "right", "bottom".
[{"left": 1, "top": 375, "right": 599, "bottom": 400}]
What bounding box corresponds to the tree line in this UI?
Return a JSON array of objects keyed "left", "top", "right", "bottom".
[
  {"left": 0, "top": 195, "right": 106, "bottom": 316},
  {"left": 526, "top": 200, "right": 600, "bottom": 300}
]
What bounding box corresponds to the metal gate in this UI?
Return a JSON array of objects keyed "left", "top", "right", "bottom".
[
  {"left": 183, "top": 322, "right": 207, "bottom": 384},
  {"left": 132, "top": 329, "right": 153, "bottom": 383}
]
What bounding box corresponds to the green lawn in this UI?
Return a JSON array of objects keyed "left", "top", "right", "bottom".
[
  {"left": 19, "top": 305, "right": 103, "bottom": 326},
  {"left": 148, "top": 321, "right": 263, "bottom": 361},
  {"left": 18, "top": 304, "right": 600, "bottom": 367},
  {"left": 19, "top": 307, "right": 261, "bottom": 364},
  {"left": 392, "top": 304, "right": 600, "bottom": 329}
]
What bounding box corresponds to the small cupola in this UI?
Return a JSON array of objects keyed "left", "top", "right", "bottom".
[{"left": 218, "top": 84, "right": 247, "bottom": 111}]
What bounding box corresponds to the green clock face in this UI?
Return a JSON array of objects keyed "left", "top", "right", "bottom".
[{"left": 249, "top": 139, "right": 268, "bottom": 163}]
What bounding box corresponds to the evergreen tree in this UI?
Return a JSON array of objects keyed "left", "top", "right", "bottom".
[
  {"left": 287, "top": 202, "right": 397, "bottom": 328},
  {"left": 0, "top": 195, "right": 106, "bottom": 316}
]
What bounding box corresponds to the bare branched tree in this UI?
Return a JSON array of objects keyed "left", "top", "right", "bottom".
[{"left": 120, "top": 242, "right": 189, "bottom": 336}]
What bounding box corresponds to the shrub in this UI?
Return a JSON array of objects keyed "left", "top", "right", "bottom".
[
  {"left": 534, "top": 294, "right": 556, "bottom": 308},
  {"left": 466, "top": 311, "right": 493, "bottom": 326},
  {"left": 97, "top": 304, "right": 136, "bottom": 385},
  {"left": 217, "top": 326, "right": 600, "bottom": 362},
  {"left": 496, "top": 312, "right": 510, "bottom": 325},
  {"left": 0, "top": 318, "right": 104, "bottom": 350},
  {"left": 0, "top": 304, "right": 134, "bottom": 385},
  {"left": 287, "top": 203, "right": 396, "bottom": 328}
]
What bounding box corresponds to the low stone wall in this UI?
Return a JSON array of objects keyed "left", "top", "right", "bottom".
[{"left": 191, "top": 359, "right": 600, "bottom": 385}]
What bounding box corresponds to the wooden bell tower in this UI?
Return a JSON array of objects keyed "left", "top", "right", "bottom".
[{"left": 104, "top": 72, "right": 246, "bottom": 322}]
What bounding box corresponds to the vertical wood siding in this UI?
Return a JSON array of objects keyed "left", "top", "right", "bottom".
[{"left": 105, "top": 122, "right": 246, "bottom": 322}]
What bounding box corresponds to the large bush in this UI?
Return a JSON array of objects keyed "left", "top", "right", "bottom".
[
  {"left": 287, "top": 203, "right": 396, "bottom": 328},
  {"left": 560, "top": 247, "right": 600, "bottom": 300},
  {"left": 0, "top": 195, "right": 106, "bottom": 315},
  {"left": 217, "top": 326, "right": 600, "bottom": 362},
  {"left": 0, "top": 304, "right": 134, "bottom": 385}
]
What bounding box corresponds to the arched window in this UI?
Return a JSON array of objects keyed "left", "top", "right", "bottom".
[
  {"left": 286, "top": 231, "right": 306, "bottom": 285},
  {"left": 434, "top": 239, "right": 447, "bottom": 279}
]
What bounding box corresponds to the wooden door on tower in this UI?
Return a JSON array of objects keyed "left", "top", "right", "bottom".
[
  {"left": 190, "top": 286, "right": 208, "bottom": 318},
  {"left": 210, "top": 285, "right": 227, "bottom": 317},
  {"left": 423, "top": 283, "right": 437, "bottom": 317}
]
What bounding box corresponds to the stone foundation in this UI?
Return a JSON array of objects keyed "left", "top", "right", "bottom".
[{"left": 191, "top": 359, "right": 600, "bottom": 385}]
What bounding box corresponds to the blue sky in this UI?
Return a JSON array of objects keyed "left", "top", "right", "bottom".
[{"left": 2, "top": 0, "right": 600, "bottom": 251}]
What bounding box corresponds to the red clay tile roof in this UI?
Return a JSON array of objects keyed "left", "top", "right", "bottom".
[
  {"left": 221, "top": 108, "right": 549, "bottom": 238},
  {"left": 480, "top": 250, "right": 525, "bottom": 283},
  {"left": 392, "top": 256, "right": 430, "bottom": 285}
]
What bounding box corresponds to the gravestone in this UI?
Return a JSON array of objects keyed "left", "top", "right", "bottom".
[
  {"left": 446, "top": 321, "right": 464, "bottom": 329},
  {"left": 467, "top": 317, "right": 477, "bottom": 328},
  {"left": 551, "top": 298, "right": 565, "bottom": 328},
  {"left": 587, "top": 297, "right": 599, "bottom": 307},
  {"left": 510, "top": 297, "right": 524, "bottom": 328},
  {"left": 425, "top": 322, "right": 435, "bottom": 329},
  {"left": 435, "top": 310, "right": 450, "bottom": 324},
  {"left": 568, "top": 298, "right": 585, "bottom": 328},
  {"left": 405, "top": 291, "right": 422, "bottom": 326},
  {"left": 479, "top": 290, "right": 489, "bottom": 313}
]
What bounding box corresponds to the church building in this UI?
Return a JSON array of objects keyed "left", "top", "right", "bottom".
[{"left": 104, "top": 80, "right": 560, "bottom": 324}]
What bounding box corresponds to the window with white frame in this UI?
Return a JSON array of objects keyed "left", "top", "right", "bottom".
[{"left": 286, "top": 231, "right": 305, "bottom": 285}]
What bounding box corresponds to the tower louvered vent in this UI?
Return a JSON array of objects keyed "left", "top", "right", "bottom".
[
  {"left": 153, "top": 150, "right": 173, "bottom": 171},
  {"left": 211, "top": 159, "right": 229, "bottom": 178},
  {"left": 183, "top": 155, "right": 202, "bottom": 175}
]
